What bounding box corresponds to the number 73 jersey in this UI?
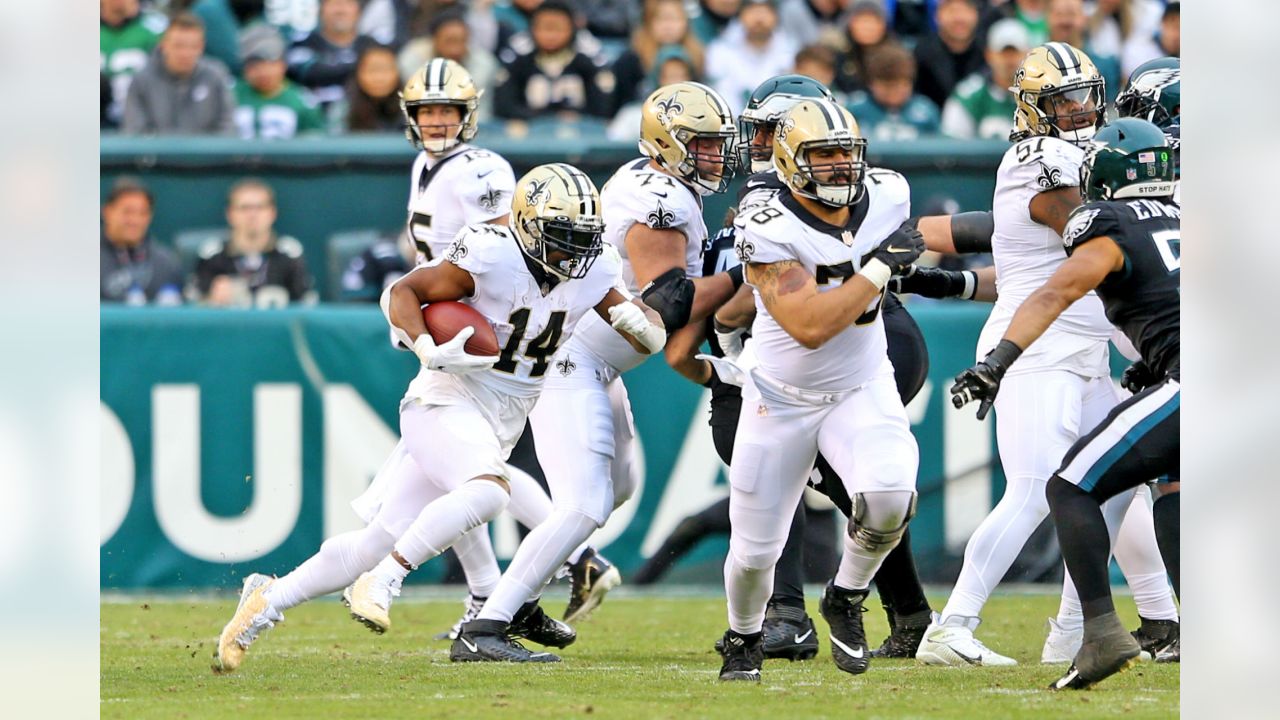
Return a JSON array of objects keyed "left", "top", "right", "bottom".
[{"left": 733, "top": 168, "right": 910, "bottom": 392}]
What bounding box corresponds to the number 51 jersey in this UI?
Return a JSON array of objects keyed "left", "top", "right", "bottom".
[{"left": 733, "top": 168, "right": 910, "bottom": 393}]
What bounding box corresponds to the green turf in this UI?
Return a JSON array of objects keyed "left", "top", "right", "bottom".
[{"left": 101, "top": 590, "right": 1178, "bottom": 719}]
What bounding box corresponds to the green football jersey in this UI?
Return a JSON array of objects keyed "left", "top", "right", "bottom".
[
  {"left": 233, "top": 80, "right": 328, "bottom": 139},
  {"left": 101, "top": 12, "right": 167, "bottom": 124}
]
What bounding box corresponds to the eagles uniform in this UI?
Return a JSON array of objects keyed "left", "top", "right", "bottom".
[{"left": 405, "top": 146, "right": 516, "bottom": 261}]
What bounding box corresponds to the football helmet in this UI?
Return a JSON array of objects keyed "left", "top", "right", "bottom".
[
  {"left": 1116, "top": 57, "right": 1180, "bottom": 130},
  {"left": 1010, "top": 42, "right": 1106, "bottom": 147},
  {"left": 510, "top": 164, "right": 605, "bottom": 280},
  {"left": 1079, "top": 119, "right": 1176, "bottom": 202},
  {"left": 773, "top": 98, "right": 867, "bottom": 207},
  {"left": 639, "top": 81, "right": 737, "bottom": 195},
  {"left": 739, "top": 74, "right": 835, "bottom": 173},
  {"left": 400, "top": 58, "right": 481, "bottom": 153}
]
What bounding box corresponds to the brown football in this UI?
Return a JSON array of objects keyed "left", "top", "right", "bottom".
[{"left": 422, "top": 301, "right": 501, "bottom": 357}]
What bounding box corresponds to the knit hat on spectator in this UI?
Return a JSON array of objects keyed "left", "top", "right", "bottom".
[
  {"left": 739, "top": 0, "right": 778, "bottom": 11},
  {"left": 240, "top": 24, "right": 286, "bottom": 65},
  {"left": 987, "top": 18, "right": 1030, "bottom": 53},
  {"left": 847, "top": 1, "right": 886, "bottom": 19}
]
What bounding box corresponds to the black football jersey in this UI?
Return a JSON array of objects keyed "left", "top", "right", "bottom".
[{"left": 1062, "top": 198, "right": 1180, "bottom": 377}]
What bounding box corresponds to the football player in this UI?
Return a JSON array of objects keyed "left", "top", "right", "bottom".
[
  {"left": 445, "top": 81, "right": 743, "bottom": 661},
  {"left": 952, "top": 118, "right": 1180, "bottom": 689},
  {"left": 346, "top": 58, "right": 620, "bottom": 638},
  {"left": 718, "top": 98, "right": 924, "bottom": 682},
  {"left": 212, "top": 164, "right": 665, "bottom": 672},
  {"left": 915, "top": 43, "right": 1179, "bottom": 667}
]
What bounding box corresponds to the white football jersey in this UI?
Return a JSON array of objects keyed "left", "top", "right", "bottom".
[
  {"left": 563, "top": 158, "right": 709, "bottom": 374},
  {"left": 983, "top": 136, "right": 1113, "bottom": 374},
  {"left": 734, "top": 168, "right": 910, "bottom": 392},
  {"left": 406, "top": 144, "right": 516, "bottom": 261},
  {"left": 400, "top": 223, "right": 621, "bottom": 404}
]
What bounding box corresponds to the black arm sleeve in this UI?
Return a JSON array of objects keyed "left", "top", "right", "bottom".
[{"left": 950, "top": 211, "right": 995, "bottom": 254}]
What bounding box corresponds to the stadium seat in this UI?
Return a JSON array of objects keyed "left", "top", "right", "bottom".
[
  {"left": 326, "top": 229, "right": 385, "bottom": 302},
  {"left": 173, "top": 227, "right": 229, "bottom": 275}
]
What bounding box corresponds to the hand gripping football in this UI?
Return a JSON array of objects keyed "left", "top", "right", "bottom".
[{"left": 422, "top": 301, "right": 501, "bottom": 357}]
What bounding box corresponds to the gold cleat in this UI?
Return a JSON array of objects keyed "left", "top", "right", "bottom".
[
  {"left": 212, "top": 573, "right": 280, "bottom": 674},
  {"left": 344, "top": 572, "right": 398, "bottom": 634}
]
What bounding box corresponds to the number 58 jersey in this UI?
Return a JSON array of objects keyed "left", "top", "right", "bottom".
[
  {"left": 733, "top": 168, "right": 910, "bottom": 393},
  {"left": 401, "top": 223, "right": 623, "bottom": 406}
]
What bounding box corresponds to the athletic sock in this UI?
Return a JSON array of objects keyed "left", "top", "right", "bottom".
[
  {"left": 266, "top": 524, "right": 396, "bottom": 612},
  {"left": 1047, "top": 476, "right": 1116, "bottom": 620},
  {"left": 1152, "top": 491, "right": 1180, "bottom": 601}
]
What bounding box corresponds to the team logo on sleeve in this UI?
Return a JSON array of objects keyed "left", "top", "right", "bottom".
[
  {"left": 1062, "top": 208, "right": 1101, "bottom": 248},
  {"left": 444, "top": 237, "right": 469, "bottom": 262},
  {"left": 734, "top": 239, "right": 756, "bottom": 264},
  {"left": 1035, "top": 160, "right": 1063, "bottom": 189},
  {"left": 647, "top": 200, "right": 675, "bottom": 229},
  {"left": 478, "top": 183, "right": 506, "bottom": 212}
]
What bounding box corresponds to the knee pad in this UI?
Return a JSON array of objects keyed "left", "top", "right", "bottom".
[
  {"left": 847, "top": 491, "right": 917, "bottom": 552},
  {"left": 730, "top": 537, "right": 784, "bottom": 573}
]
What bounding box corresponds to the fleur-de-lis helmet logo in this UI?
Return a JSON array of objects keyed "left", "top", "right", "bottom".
[
  {"left": 655, "top": 92, "right": 685, "bottom": 128},
  {"left": 524, "top": 177, "right": 552, "bottom": 206}
]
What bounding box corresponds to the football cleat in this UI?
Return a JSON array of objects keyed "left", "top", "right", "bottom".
[
  {"left": 563, "top": 547, "right": 622, "bottom": 623},
  {"left": 819, "top": 582, "right": 872, "bottom": 675},
  {"left": 762, "top": 602, "right": 819, "bottom": 661},
  {"left": 1154, "top": 637, "right": 1180, "bottom": 663},
  {"left": 449, "top": 619, "right": 561, "bottom": 663},
  {"left": 1041, "top": 617, "right": 1082, "bottom": 664},
  {"left": 510, "top": 600, "right": 577, "bottom": 648},
  {"left": 342, "top": 570, "right": 401, "bottom": 634},
  {"left": 1131, "top": 616, "right": 1178, "bottom": 660},
  {"left": 1049, "top": 612, "right": 1142, "bottom": 690},
  {"left": 433, "top": 593, "right": 486, "bottom": 641},
  {"left": 717, "top": 630, "right": 764, "bottom": 682},
  {"left": 213, "top": 573, "right": 282, "bottom": 674},
  {"left": 916, "top": 614, "right": 1017, "bottom": 667},
  {"left": 871, "top": 608, "right": 931, "bottom": 659}
]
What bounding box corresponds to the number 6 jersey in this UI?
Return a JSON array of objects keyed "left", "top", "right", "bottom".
[{"left": 733, "top": 168, "right": 910, "bottom": 392}]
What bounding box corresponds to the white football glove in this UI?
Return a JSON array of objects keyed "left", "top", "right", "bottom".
[
  {"left": 412, "top": 327, "right": 497, "bottom": 375},
  {"left": 608, "top": 302, "right": 666, "bottom": 353},
  {"left": 713, "top": 320, "right": 747, "bottom": 362}
]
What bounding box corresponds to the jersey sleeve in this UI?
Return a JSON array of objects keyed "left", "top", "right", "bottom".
[
  {"left": 442, "top": 224, "right": 505, "bottom": 276},
  {"left": 622, "top": 170, "right": 700, "bottom": 232},
  {"left": 1062, "top": 202, "right": 1124, "bottom": 253},
  {"left": 863, "top": 166, "right": 911, "bottom": 222},
  {"left": 452, "top": 152, "right": 517, "bottom": 224},
  {"left": 406, "top": 152, "right": 427, "bottom": 210},
  {"left": 594, "top": 243, "right": 630, "bottom": 298},
  {"left": 733, "top": 204, "right": 795, "bottom": 267},
  {"left": 1005, "top": 137, "right": 1083, "bottom": 194}
]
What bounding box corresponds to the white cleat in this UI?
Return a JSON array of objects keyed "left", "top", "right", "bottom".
[
  {"left": 1041, "top": 617, "right": 1083, "bottom": 664},
  {"left": 434, "top": 593, "right": 487, "bottom": 641},
  {"left": 343, "top": 571, "right": 401, "bottom": 634},
  {"left": 213, "top": 573, "right": 282, "bottom": 674},
  {"left": 915, "top": 614, "right": 1017, "bottom": 667}
]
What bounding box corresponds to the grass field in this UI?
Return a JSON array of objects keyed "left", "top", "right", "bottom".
[{"left": 101, "top": 587, "right": 1178, "bottom": 719}]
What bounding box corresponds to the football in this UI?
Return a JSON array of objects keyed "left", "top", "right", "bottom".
[{"left": 422, "top": 301, "right": 501, "bottom": 357}]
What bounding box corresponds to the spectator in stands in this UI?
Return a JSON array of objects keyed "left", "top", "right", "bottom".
[
  {"left": 606, "top": 45, "right": 697, "bottom": 140},
  {"left": 1121, "top": 0, "right": 1177, "bottom": 77},
  {"left": 101, "top": 0, "right": 168, "bottom": 128},
  {"left": 984, "top": 0, "right": 1049, "bottom": 46},
  {"left": 101, "top": 178, "right": 184, "bottom": 306},
  {"left": 706, "top": 0, "right": 798, "bottom": 113},
  {"left": 341, "top": 230, "right": 415, "bottom": 302},
  {"left": 493, "top": 0, "right": 613, "bottom": 121},
  {"left": 833, "top": 0, "right": 894, "bottom": 94},
  {"left": 191, "top": 0, "right": 266, "bottom": 76},
  {"left": 781, "top": 0, "right": 845, "bottom": 49},
  {"left": 342, "top": 45, "right": 405, "bottom": 131},
  {"left": 1086, "top": 0, "right": 1163, "bottom": 62},
  {"left": 121, "top": 12, "right": 236, "bottom": 135},
  {"left": 357, "top": 0, "right": 413, "bottom": 48},
  {"left": 941, "top": 18, "right": 1027, "bottom": 140},
  {"left": 287, "top": 0, "right": 380, "bottom": 116},
  {"left": 793, "top": 43, "right": 848, "bottom": 105},
  {"left": 580, "top": 0, "right": 636, "bottom": 39},
  {"left": 494, "top": 0, "right": 607, "bottom": 61},
  {"left": 846, "top": 43, "right": 941, "bottom": 140},
  {"left": 914, "top": 0, "right": 986, "bottom": 109},
  {"left": 191, "top": 179, "right": 316, "bottom": 308},
  {"left": 102, "top": 72, "right": 113, "bottom": 128},
  {"left": 888, "top": 0, "right": 937, "bottom": 39},
  {"left": 690, "top": 0, "right": 741, "bottom": 45},
  {"left": 233, "top": 24, "right": 326, "bottom": 139},
  {"left": 611, "top": 0, "right": 706, "bottom": 115},
  {"left": 398, "top": 7, "right": 500, "bottom": 119},
  {"left": 1047, "top": 0, "right": 1119, "bottom": 101}
]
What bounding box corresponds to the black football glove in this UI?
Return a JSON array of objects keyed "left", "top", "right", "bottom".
[
  {"left": 950, "top": 340, "right": 1023, "bottom": 420},
  {"left": 1121, "top": 360, "right": 1157, "bottom": 395},
  {"left": 889, "top": 265, "right": 978, "bottom": 299},
  {"left": 867, "top": 221, "right": 926, "bottom": 275}
]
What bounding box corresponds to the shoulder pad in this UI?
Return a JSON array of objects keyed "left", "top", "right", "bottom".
[
  {"left": 864, "top": 167, "right": 911, "bottom": 206},
  {"left": 1062, "top": 202, "right": 1118, "bottom": 250},
  {"left": 276, "top": 236, "right": 305, "bottom": 258}
]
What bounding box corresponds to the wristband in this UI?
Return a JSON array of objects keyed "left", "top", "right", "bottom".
[
  {"left": 958, "top": 270, "right": 977, "bottom": 300},
  {"left": 726, "top": 264, "right": 745, "bottom": 290},
  {"left": 632, "top": 323, "right": 667, "bottom": 354},
  {"left": 859, "top": 258, "right": 893, "bottom": 291},
  {"left": 985, "top": 339, "right": 1024, "bottom": 372}
]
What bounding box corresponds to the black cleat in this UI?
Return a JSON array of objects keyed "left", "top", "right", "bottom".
[
  {"left": 1154, "top": 637, "right": 1179, "bottom": 663},
  {"left": 449, "top": 619, "right": 561, "bottom": 663},
  {"left": 1049, "top": 612, "right": 1142, "bottom": 690},
  {"left": 871, "top": 608, "right": 931, "bottom": 658},
  {"left": 717, "top": 630, "right": 763, "bottom": 682},
  {"left": 564, "top": 547, "right": 621, "bottom": 623},
  {"left": 1131, "top": 616, "right": 1178, "bottom": 659},
  {"left": 510, "top": 600, "right": 576, "bottom": 648},
  {"left": 819, "top": 582, "right": 872, "bottom": 675},
  {"left": 761, "top": 602, "right": 819, "bottom": 661}
]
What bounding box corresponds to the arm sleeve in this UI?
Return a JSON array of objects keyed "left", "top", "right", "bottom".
[{"left": 442, "top": 226, "right": 499, "bottom": 276}]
